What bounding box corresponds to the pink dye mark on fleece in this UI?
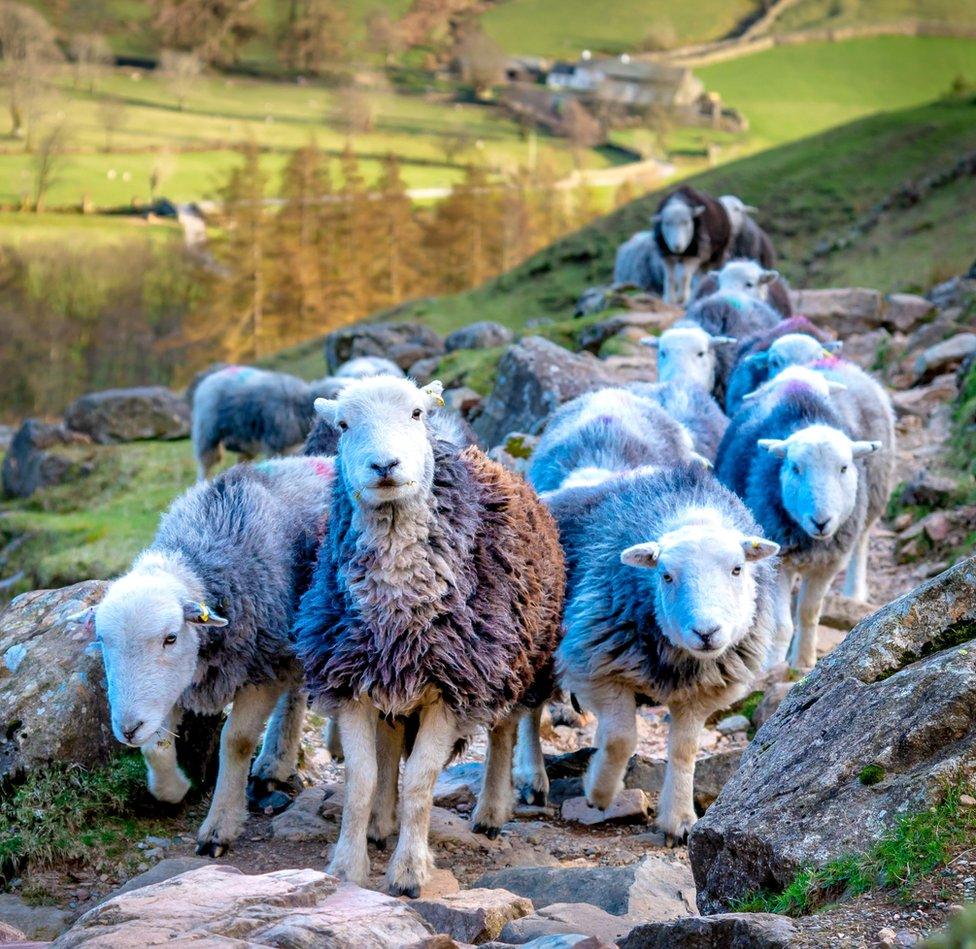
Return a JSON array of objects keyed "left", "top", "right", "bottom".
[{"left": 308, "top": 457, "right": 335, "bottom": 480}]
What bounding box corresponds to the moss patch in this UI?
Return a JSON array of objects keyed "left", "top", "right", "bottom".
[{"left": 859, "top": 764, "right": 886, "bottom": 786}]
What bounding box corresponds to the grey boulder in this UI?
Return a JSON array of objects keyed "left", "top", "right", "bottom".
[
  {"left": 64, "top": 386, "right": 190, "bottom": 444},
  {"left": 2, "top": 419, "right": 93, "bottom": 499},
  {"left": 619, "top": 912, "right": 797, "bottom": 948},
  {"left": 324, "top": 322, "right": 444, "bottom": 372},
  {"left": 445, "top": 321, "right": 514, "bottom": 352}
]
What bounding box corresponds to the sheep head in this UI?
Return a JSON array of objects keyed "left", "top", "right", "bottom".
[
  {"left": 654, "top": 194, "right": 702, "bottom": 255},
  {"left": 759, "top": 425, "right": 880, "bottom": 540},
  {"left": 767, "top": 333, "right": 841, "bottom": 376},
  {"left": 314, "top": 376, "right": 444, "bottom": 507},
  {"left": 716, "top": 259, "right": 778, "bottom": 300},
  {"left": 621, "top": 516, "right": 778, "bottom": 659},
  {"left": 642, "top": 324, "right": 736, "bottom": 392},
  {"left": 80, "top": 564, "right": 227, "bottom": 748}
]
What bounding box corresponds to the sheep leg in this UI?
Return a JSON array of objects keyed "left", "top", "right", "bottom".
[
  {"left": 662, "top": 261, "right": 677, "bottom": 305},
  {"left": 843, "top": 530, "right": 871, "bottom": 601},
  {"left": 196, "top": 681, "right": 281, "bottom": 857},
  {"left": 247, "top": 684, "right": 307, "bottom": 812},
  {"left": 768, "top": 568, "right": 796, "bottom": 667},
  {"left": 789, "top": 567, "right": 836, "bottom": 671},
  {"left": 513, "top": 705, "right": 549, "bottom": 806},
  {"left": 323, "top": 717, "right": 344, "bottom": 762},
  {"left": 658, "top": 701, "right": 704, "bottom": 842},
  {"left": 387, "top": 700, "right": 459, "bottom": 898},
  {"left": 368, "top": 718, "right": 404, "bottom": 849},
  {"left": 143, "top": 709, "right": 191, "bottom": 804},
  {"left": 328, "top": 698, "right": 378, "bottom": 886},
  {"left": 582, "top": 684, "right": 637, "bottom": 811},
  {"left": 680, "top": 259, "right": 700, "bottom": 304},
  {"left": 472, "top": 714, "right": 517, "bottom": 838},
  {"left": 196, "top": 446, "right": 221, "bottom": 482}
]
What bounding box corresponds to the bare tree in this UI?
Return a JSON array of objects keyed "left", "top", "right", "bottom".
[
  {"left": 70, "top": 33, "right": 112, "bottom": 92},
  {"left": 151, "top": 0, "right": 260, "bottom": 68},
  {"left": 159, "top": 48, "right": 202, "bottom": 111},
  {"left": 453, "top": 24, "right": 504, "bottom": 99},
  {"left": 279, "top": 0, "right": 351, "bottom": 77},
  {"left": 364, "top": 8, "right": 402, "bottom": 66},
  {"left": 31, "top": 119, "right": 70, "bottom": 211},
  {"left": 0, "top": 2, "right": 62, "bottom": 141},
  {"left": 96, "top": 95, "right": 127, "bottom": 151},
  {"left": 334, "top": 85, "right": 376, "bottom": 135}
]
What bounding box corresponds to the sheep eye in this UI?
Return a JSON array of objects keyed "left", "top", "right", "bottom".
[
  {"left": 791, "top": 463, "right": 800, "bottom": 475},
  {"left": 840, "top": 465, "right": 848, "bottom": 474},
  {"left": 412, "top": 408, "right": 423, "bottom": 420},
  {"left": 163, "top": 633, "right": 177, "bottom": 646},
  {"left": 697, "top": 351, "right": 705, "bottom": 357},
  {"left": 662, "top": 573, "right": 673, "bottom": 584},
  {"left": 337, "top": 420, "right": 348, "bottom": 432},
  {"left": 732, "top": 565, "right": 742, "bottom": 576}
]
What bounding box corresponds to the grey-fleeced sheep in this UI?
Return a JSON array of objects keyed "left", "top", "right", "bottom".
[
  {"left": 715, "top": 360, "right": 894, "bottom": 669},
  {"left": 641, "top": 322, "right": 738, "bottom": 403},
  {"left": 613, "top": 230, "right": 665, "bottom": 294},
  {"left": 294, "top": 376, "right": 565, "bottom": 897},
  {"left": 71, "top": 456, "right": 335, "bottom": 856},
  {"left": 692, "top": 259, "right": 792, "bottom": 317},
  {"left": 719, "top": 196, "right": 777, "bottom": 268},
  {"left": 527, "top": 387, "right": 699, "bottom": 494},
  {"left": 191, "top": 366, "right": 335, "bottom": 480},
  {"left": 627, "top": 381, "right": 729, "bottom": 463},
  {"left": 652, "top": 186, "right": 733, "bottom": 304},
  {"left": 550, "top": 463, "right": 778, "bottom": 840}
]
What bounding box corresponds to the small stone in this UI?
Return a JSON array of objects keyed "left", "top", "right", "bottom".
[
  {"left": 894, "top": 929, "right": 918, "bottom": 946},
  {"left": 715, "top": 714, "right": 750, "bottom": 736},
  {"left": 419, "top": 867, "right": 461, "bottom": 899},
  {"left": 411, "top": 887, "right": 533, "bottom": 943},
  {"left": 877, "top": 927, "right": 897, "bottom": 946},
  {"left": 561, "top": 789, "right": 650, "bottom": 826},
  {"left": 959, "top": 794, "right": 976, "bottom": 807}
]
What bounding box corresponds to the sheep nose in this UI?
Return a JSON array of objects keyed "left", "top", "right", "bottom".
[
  {"left": 370, "top": 459, "right": 400, "bottom": 478},
  {"left": 694, "top": 625, "right": 721, "bottom": 649},
  {"left": 121, "top": 719, "right": 144, "bottom": 744},
  {"left": 812, "top": 517, "right": 831, "bottom": 535}
]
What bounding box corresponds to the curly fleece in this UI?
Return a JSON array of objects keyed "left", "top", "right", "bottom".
[{"left": 295, "top": 441, "right": 565, "bottom": 729}]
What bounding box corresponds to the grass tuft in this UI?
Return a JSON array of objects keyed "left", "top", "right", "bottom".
[{"left": 859, "top": 764, "right": 886, "bottom": 786}]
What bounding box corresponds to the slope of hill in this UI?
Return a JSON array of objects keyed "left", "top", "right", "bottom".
[{"left": 771, "top": 0, "right": 976, "bottom": 35}]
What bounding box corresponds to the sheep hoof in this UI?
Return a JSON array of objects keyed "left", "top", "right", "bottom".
[
  {"left": 195, "top": 838, "right": 229, "bottom": 858},
  {"left": 247, "top": 777, "right": 299, "bottom": 814},
  {"left": 472, "top": 822, "right": 501, "bottom": 840},
  {"left": 517, "top": 785, "right": 548, "bottom": 807},
  {"left": 389, "top": 883, "right": 420, "bottom": 899}
]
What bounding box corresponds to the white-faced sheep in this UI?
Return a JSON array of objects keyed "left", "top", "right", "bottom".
[
  {"left": 191, "top": 366, "right": 336, "bottom": 480},
  {"left": 641, "top": 323, "right": 737, "bottom": 399},
  {"left": 724, "top": 316, "right": 839, "bottom": 416},
  {"left": 70, "top": 456, "right": 335, "bottom": 855},
  {"left": 652, "top": 186, "right": 733, "bottom": 305},
  {"left": 549, "top": 463, "right": 778, "bottom": 840},
  {"left": 613, "top": 230, "right": 665, "bottom": 294},
  {"left": 719, "top": 195, "right": 777, "bottom": 268},
  {"left": 716, "top": 360, "right": 894, "bottom": 669},
  {"left": 294, "top": 376, "right": 564, "bottom": 897},
  {"left": 692, "top": 259, "right": 793, "bottom": 318},
  {"left": 627, "top": 381, "right": 729, "bottom": 463},
  {"left": 527, "top": 387, "right": 700, "bottom": 494}
]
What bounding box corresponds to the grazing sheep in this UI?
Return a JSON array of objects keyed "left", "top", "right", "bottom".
[
  {"left": 527, "top": 387, "right": 698, "bottom": 494},
  {"left": 725, "top": 316, "right": 839, "bottom": 415},
  {"left": 652, "top": 186, "right": 733, "bottom": 305},
  {"left": 685, "top": 290, "right": 782, "bottom": 341},
  {"left": 191, "top": 366, "right": 335, "bottom": 480},
  {"left": 70, "top": 456, "right": 334, "bottom": 855},
  {"left": 715, "top": 364, "right": 894, "bottom": 669},
  {"left": 613, "top": 231, "right": 665, "bottom": 294},
  {"left": 719, "top": 196, "right": 777, "bottom": 268},
  {"left": 641, "top": 323, "right": 737, "bottom": 398},
  {"left": 551, "top": 463, "right": 778, "bottom": 839},
  {"left": 627, "top": 381, "right": 729, "bottom": 463},
  {"left": 295, "top": 376, "right": 564, "bottom": 896},
  {"left": 692, "top": 259, "right": 793, "bottom": 317}
]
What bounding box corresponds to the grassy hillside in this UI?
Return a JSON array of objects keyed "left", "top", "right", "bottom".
[
  {"left": 772, "top": 0, "right": 976, "bottom": 35},
  {"left": 331, "top": 93, "right": 976, "bottom": 337}
]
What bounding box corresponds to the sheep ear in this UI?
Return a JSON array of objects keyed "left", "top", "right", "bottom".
[
  {"left": 826, "top": 380, "right": 848, "bottom": 393},
  {"left": 314, "top": 397, "right": 339, "bottom": 424},
  {"left": 183, "top": 601, "right": 228, "bottom": 627},
  {"left": 823, "top": 341, "right": 843, "bottom": 354},
  {"left": 710, "top": 335, "right": 737, "bottom": 350},
  {"left": 759, "top": 269, "right": 779, "bottom": 285},
  {"left": 621, "top": 542, "right": 661, "bottom": 569},
  {"left": 691, "top": 452, "right": 713, "bottom": 469},
  {"left": 741, "top": 388, "right": 761, "bottom": 402},
  {"left": 758, "top": 438, "right": 788, "bottom": 457},
  {"left": 742, "top": 537, "right": 779, "bottom": 561},
  {"left": 742, "top": 204, "right": 759, "bottom": 214},
  {"left": 66, "top": 606, "right": 95, "bottom": 631},
  {"left": 851, "top": 440, "right": 882, "bottom": 458},
  {"left": 693, "top": 204, "right": 706, "bottom": 218},
  {"left": 422, "top": 380, "right": 445, "bottom": 409},
  {"left": 640, "top": 336, "right": 659, "bottom": 349}
]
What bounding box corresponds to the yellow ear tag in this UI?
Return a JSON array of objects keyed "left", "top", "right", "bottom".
[
  {"left": 199, "top": 603, "right": 209, "bottom": 623},
  {"left": 751, "top": 539, "right": 760, "bottom": 549},
  {"left": 435, "top": 395, "right": 445, "bottom": 407}
]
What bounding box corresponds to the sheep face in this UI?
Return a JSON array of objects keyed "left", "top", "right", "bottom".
[
  {"left": 656, "top": 196, "right": 702, "bottom": 255},
  {"left": 92, "top": 571, "right": 227, "bottom": 747},
  {"left": 716, "top": 260, "right": 778, "bottom": 300},
  {"left": 718, "top": 195, "right": 757, "bottom": 236},
  {"left": 644, "top": 326, "right": 735, "bottom": 391},
  {"left": 759, "top": 425, "right": 880, "bottom": 540},
  {"left": 621, "top": 520, "right": 778, "bottom": 658},
  {"left": 315, "top": 377, "right": 444, "bottom": 506},
  {"left": 767, "top": 334, "right": 838, "bottom": 376}
]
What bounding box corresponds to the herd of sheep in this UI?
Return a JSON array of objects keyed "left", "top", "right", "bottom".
[{"left": 67, "top": 184, "right": 896, "bottom": 900}]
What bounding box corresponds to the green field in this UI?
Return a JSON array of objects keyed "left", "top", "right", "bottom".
[
  {"left": 698, "top": 35, "right": 976, "bottom": 148},
  {"left": 771, "top": 0, "right": 976, "bottom": 34}
]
